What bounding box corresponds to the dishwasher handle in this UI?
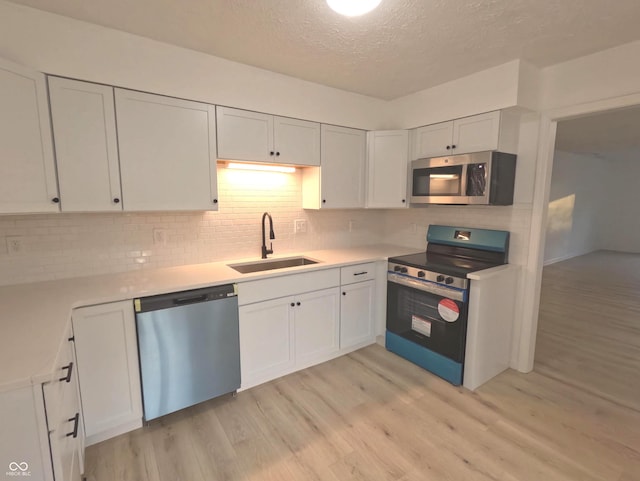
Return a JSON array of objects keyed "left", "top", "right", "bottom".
[
  {"left": 173, "top": 294, "right": 208, "bottom": 305},
  {"left": 135, "top": 284, "right": 237, "bottom": 313}
]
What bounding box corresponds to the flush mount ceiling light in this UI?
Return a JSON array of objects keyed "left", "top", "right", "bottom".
[{"left": 326, "top": 0, "right": 382, "bottom": 17}]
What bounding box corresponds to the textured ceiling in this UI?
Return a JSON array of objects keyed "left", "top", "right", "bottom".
[
  {"left": 6, "top": 0, "right": 640, "bottom": 99},
  {"left": 556, "top": 106, "right": 640, "bottom": 160}
]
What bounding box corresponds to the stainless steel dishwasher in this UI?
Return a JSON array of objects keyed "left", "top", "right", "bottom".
[{"left": 134, "top": 284, "right": 240, "bottom": 421}]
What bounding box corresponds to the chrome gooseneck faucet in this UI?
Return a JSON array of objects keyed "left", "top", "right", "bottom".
[{"left": 261, "top": 212, "right": 275, "bottom": 259}]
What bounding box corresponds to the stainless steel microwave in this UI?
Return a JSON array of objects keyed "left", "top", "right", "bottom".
[{"left": 410, "top": 151, "right": 516, "bottom": 205}]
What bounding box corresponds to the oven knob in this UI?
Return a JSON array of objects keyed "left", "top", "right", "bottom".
[
  {"left": 417, "top": 271, "right": 425, "bottom": 278},
  {"left": 445, "top": 277, "right": 454, "bottom": 285},
  {"left": 436, "top": 275, "right": 445, "bottom": 282},
  {"left": 394, "top": 265, "right": 402, "bottom": 272},
  {"left": 400, "top": 267, "right": 408, "bottom": 274}
]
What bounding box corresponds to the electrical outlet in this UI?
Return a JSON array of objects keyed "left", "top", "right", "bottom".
[
  {"left": 348, "top": 220, "right": 355, "bottom": 232},
  {"left": 410, "top": 223, "right": 417, "bottom": 234},
  {"left": 6, "top": 236, "right": 25, "bottom": 256},
  {"left": 294, "top": 219, "right": 307, "bottom": 234},
  {"left": 153, "top": 228, "right": 167, "bottom": 246}
]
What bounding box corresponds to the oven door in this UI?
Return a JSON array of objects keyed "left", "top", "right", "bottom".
[{"left": 386, "top": 273, "right": 468, "bottom": 363}]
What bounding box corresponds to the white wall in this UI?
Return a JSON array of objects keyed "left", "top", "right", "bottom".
[
  {"left": 0, "top": 1, "right": 387, "bottom": 130},
  {"left": 543, "top": 151, "right": 606, "bottom": 264},
  {"left": 599, "top": 152, "right": 640, "bottom": 253},
  {"left": 541, "top": 40, "right": 640, "bottom": 111},
  {"left": 387, "top": 60, "right": 522, "bottom": 129}
]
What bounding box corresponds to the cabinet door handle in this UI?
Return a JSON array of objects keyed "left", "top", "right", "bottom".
[
  {"left": 296, "top": 302, "right": 301, "bottom": 306},
  {"left": 353, "top": 271, "right": 368, "bottom": 276},
  {"left": 451, "top": 144, "right": 456, "bottom": 149},
  {"left": 59, "top": 362, "right": 73, "bottom": 383},
  {"left": 113, "top": 198, "right": 120, "bottom": 204},
  {"left": 290, "top": 302, "right": 295, "bottom": 307},
  {"left": 446, "top": 145, "right": 451, "bottom": 150},
  {"left": 52, "top": 197, "right": 60, "bottom": 203},
  {"left": 66, "top": 412, "right": 80, "bottom": 438},
  {"left": 342, "top": 292, "right": 346, "bottom": 296}
]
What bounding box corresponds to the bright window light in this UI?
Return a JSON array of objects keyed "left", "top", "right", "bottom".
[{"left": 326, "top": 0, "right": 382, "bottom": 17}]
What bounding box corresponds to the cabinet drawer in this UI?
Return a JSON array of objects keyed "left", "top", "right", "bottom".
[
  {"left": 238, "top": 268, "right": 340, "bottom": 305},
  {"left": 340, "top": 263, "right": 376, "bottom": 285}
]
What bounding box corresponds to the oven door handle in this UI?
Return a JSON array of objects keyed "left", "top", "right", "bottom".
[{"left": 387, "top": 273, "right": 465, "bottom": 302}]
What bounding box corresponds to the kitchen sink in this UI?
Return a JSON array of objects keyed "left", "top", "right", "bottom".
[{"left": 228, "top": 256, "right": 319, "bottom": 274}]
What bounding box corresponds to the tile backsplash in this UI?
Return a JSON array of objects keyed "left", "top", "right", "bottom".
[
  {"left": 0, "top": 167, "right": 532, "bottom": 287},
  {"left": 0, "top": 169, "right": 385, "bottom": 286}
]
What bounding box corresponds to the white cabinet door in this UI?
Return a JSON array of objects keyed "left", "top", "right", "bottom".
[
  {"left": 318, "top": 124, "right": 366, "bottom": 209},
  {"left": 366, "top": 130, "right": 409, "bottom": 208},
  {"left": 72, "top": 301, "right": 142, "bottom": 446},
  {"left": 239, "top": 297, "right": 295, "bottom": 389},
  {"left": 452, "top": 111, "right": 500, "bottom": 154},
  {"left": 294, "top": 287, "right": 340, "bottom": 367},
  {"left": 340, "top": 280, "right": 376, "bottom": 350},
  {"left": 216, "top": 106, "right": 273, "bottom": 162},
  {"left": 412, "top": 121, "right": 453, "bottom": 159},
  {"left": 274, "top": 116, "right": 320, "bottom": 166},
  {"left": 48, "top": 77, "right": 122, "bottom": 212},
  {"left": 115, "top": 89, "right": 218, "bottom": 211},
  {"left": 0, "top": 58, "right": 58, "bottom": 213}
]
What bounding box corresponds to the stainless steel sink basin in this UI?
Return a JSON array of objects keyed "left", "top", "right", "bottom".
[{"left": 228, "top": 257, "right": 319, "bottom": 274}]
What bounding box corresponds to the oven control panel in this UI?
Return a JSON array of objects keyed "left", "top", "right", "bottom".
[{"left": 387, "top": 262, "right": 468, "bottom": 290}]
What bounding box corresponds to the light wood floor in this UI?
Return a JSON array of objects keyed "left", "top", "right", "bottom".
[
  {"left": 535, "top": 250, "right": 640, "bottom": 412},
  {"left": 86, "top": 344, "right": 640, "bottom": 480}
]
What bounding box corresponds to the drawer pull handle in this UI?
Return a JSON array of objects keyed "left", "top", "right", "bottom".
[
  {"left": 66, "top": 412, "right": 80, "bottom": 438},
  {"left": 353, "top": 271, "right": 368, "bottom": 276},
  {"left": 59, "top": 362, "right": 73, "bottom": 383}
]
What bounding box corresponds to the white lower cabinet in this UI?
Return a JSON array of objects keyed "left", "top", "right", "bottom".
[
  {"left": 238, "top": 264, "right": 380, "bottom": 390},
  {"left": 239, "top": 287, "right": 341, "bottom": 390},
  {"left": 340, "top": 263, "right": 377, "bottom": 350},
  {"left": 0, "top": 325, "right": 83, "bottom": 481},
  {"left": 239, "top": 297, "right": 295, "bottom": 389},
  {"left": 293, "top": 288, "right": 340, "bottom": 368},
  {"left": 340, "top": 280, "right": 376, "bottom": 350},
  {"left": 72, "top": 301, "right": 143, "bottom": 446},
  {"left": 238, "top": 269, "right": 342, "bottom": 389}
]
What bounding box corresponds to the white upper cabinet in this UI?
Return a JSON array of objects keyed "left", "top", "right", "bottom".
[
  {"left": 303, "top": 124, "right": 366, "bottom": 209},
  {"left": 366, "top": 130, "right": 409, "bottom": 209},
  {"left": 115, "top": 89, "right": 218, "bottom": 211},
  {"left": 412, "top": 111, "right": 518, "bottom": 159},
  {"left": 273, "top": 116, "right": 321, "bottom": 166},
  {"left": 216, "top": 106, "right": 320, "bottom": 166},
  {"left": 412, "top": 121, "right": 454, "bottom": 159},
  {"left": 452, "top": 111, "right": 501, "bottom": 154},
  {"left": 48, "top": 77, "right": 122, "bottom": 212},
  {"left": 216, "top": 107, "right": 273, "bottom": 162},
  {"left": 0, "top": 58, "right": 59, "bottom": 214}
]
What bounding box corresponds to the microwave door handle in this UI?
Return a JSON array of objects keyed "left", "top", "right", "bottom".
[{"left": 460, "top": 163, "right": 469, "bottom": 197}]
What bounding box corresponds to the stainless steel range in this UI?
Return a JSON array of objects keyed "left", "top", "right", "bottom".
[{"left": 386, "top": 225, "right": 510, "bottom": 385}]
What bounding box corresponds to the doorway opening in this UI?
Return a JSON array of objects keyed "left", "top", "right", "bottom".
[{"left": 534, "top": 106, "right": 640, "bottom": 411}]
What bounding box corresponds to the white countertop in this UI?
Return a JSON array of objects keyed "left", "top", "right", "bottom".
[{"left": 0, "top": 244, "right": 413, "bottom": 393}]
